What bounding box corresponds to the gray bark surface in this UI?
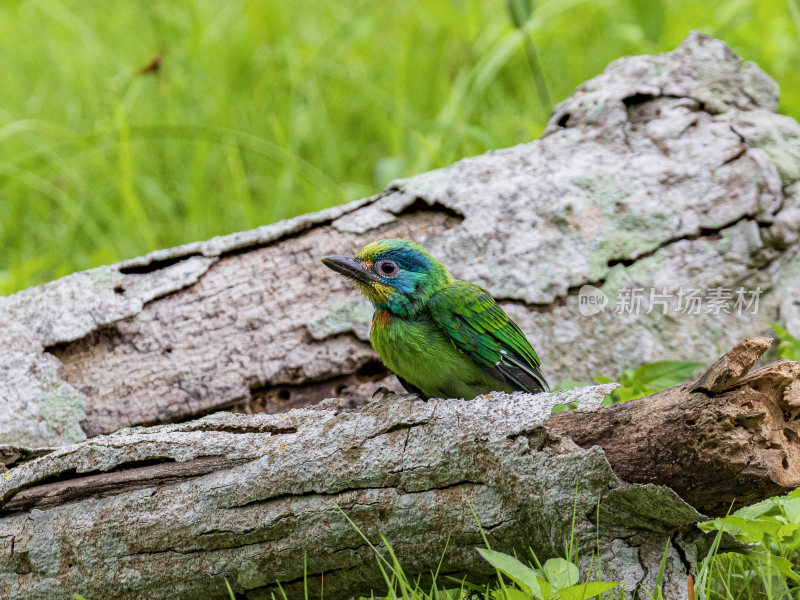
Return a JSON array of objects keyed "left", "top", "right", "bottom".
[
  {"left": 1, "top": 33, "right": 799, "bottom": 448},
  {"left": 1, "top": 338, "right": 798, "bottom": 600}
]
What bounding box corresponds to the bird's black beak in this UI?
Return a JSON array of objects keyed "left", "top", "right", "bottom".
[{"left": 321, "top": 255, "right": 382, "bottom": 285}]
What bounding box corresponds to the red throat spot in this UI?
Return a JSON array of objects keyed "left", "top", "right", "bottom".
[{"left": 373, "top": 309, "right": 391, "bottom": 327}]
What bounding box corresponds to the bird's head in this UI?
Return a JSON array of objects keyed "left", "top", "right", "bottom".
[{"left": 322, "top": 239, "right": 453, "bottom": 316}]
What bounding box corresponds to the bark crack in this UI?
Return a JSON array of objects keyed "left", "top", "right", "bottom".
[
  {"left": 231, "top": 480, "right": 486, "bottom": 511},
  {"left": 1, "top": 455, "right": 251, "bottom": 515},
  {"left": 606, "top": 213, "right": 755, "bottom": 268},
  {"left": 500, "top": 209, "right": 777, "bottom": 312},
  {"left": 119, "top": 253, "right": 206, "bottom": 275}
]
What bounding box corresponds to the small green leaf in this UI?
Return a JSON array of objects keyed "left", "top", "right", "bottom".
[
  {"left": 734, "top": 497, "right": 783, "bottom": 521},
  {"left": 618, "top": 370, "right": 635, "bottom": 387},
  {"left": 493, "top": 589, "right": 532, "bottom": 600},
  {"left": 477, "top": 548, "right": 542, "bottom": 595},
  {"left": 782, "top": 497, "right": 800, "bottom": 523},
  {"left": 603, "top": 360, "right": 705, "bottom": 404},
  {"left": 777, "top": 523, "right": 800, "bottom": 546},
  {"left": 745, "top": 550, "right": 800, "bottom": 581},
  {"left": 715, "top": 515, "right": 781, "bottom": 543},
  {"left": 629, "top": 360, "right": 704, "bottom": 391},
  {"left": 558, "top": 581, "right": 623, "bottom": 600},
  {"left": 542, "top": 558, "right": 579, "bottom": 589},
  {"left": 614, "top": 387, "right": 638, "bottom": 402},
  {"left": 769, "top": 321, "right": 800, "bottom": 360}
]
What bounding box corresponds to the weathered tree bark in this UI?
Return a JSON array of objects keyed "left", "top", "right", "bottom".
[
  {"left": 549, "top": 337, "right": 800, "bottom": 515},
  {"left": 1, "top": 339, "right": 798, "bottom": 600},
  {"left": 1, "top": 32, "right": 800, "bottom": 449}
]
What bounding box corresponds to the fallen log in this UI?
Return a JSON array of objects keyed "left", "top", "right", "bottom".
[
  {"left": 2, "top": 31, "right": 800, "bottom": 448},
  {"left": 549, "top": 337, "right": 800, "bottom": 515},
  {"left": 1, "top": 339, "right": 798, "bottom": 599}
]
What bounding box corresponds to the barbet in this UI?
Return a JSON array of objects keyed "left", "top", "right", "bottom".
[{"left": 322, "top": 239, "right": 548, "bottom": 399}]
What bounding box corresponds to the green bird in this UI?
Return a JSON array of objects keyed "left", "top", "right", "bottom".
[{"left": 322, "top": 238, "right": 548, "bottom": 399}]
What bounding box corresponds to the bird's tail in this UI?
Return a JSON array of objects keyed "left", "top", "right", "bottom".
[{"left": 499, "top": 350, "right": 550, "bottom": 393}]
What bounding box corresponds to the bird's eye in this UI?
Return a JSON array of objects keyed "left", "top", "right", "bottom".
[{"left": 375, "top": 260, "right": 399, "bottom": 277}]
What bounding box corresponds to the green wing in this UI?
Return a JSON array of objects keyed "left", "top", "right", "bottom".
[{"left": 428, "top": 281, "right": 549, "bottom": 393}]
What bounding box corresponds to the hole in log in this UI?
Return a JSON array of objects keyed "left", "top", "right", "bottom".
[
  {"left": 783, "top": 456, "right": 790, "bottom": 470},
  {"left": 622, "top": 92, "right": 657, "bottom": 108},
  {"left": 357, "top": 359, "right": 385, "bottom": 378},
  {"left": 686, "top": 419, "right": 696, "bottom": 426},
  {"left": 240, "top": 360, "right": 393, "bottom": 416},
  {"left": 557, "top": 113, "right": 570, "bottom": 128},
  {"left": 784, "top": 428, "right": 800, "bottom": 444},
  {"left": 734, "top": 414, "right": 765, "bottom": 430},
  {"left": 391, "top": 196, "right": 464, "bottom": 220}
]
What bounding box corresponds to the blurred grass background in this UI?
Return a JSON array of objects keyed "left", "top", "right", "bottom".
[{"left": 1, "top": 0, "right": 798, "bottom": 295}]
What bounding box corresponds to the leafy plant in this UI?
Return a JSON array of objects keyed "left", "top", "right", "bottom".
[
  {"left": 699, "top": 489, "right": 800, "bottom": 595},
  {"left": 557, "top": 322, "right": 800, "bottom": 407},
  {"left": 477, "top": 548, "right": 620, "bottom": 599},
  {"left": 598, "top": 360, "right": 704, "bottom": 404},
  {"left": 555, "top": 360, "right": 704, "bottom": 407},
  {"left": 769, "top": 321, "right": 800, "bottom": 361}
]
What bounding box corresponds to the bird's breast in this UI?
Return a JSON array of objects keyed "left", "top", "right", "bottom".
[{"left": 370, "top": 310, "right": 457, "bottom": 380}]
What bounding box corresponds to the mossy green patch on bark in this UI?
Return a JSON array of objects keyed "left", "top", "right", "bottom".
[
  {"left": 306, "top": 299, "right": 373, "bottom": 342},
  {"left": 38, "top": 383, "right": 87, "bottom": 444},
  {"left": 588, "top": 231, "right": 659, "bottom": 280}
]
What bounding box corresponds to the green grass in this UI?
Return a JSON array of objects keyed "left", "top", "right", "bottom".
[
  {"left": 209, "top": 494, "right": 800, "bottom": 600},
  {"left": 72, "top": 509, "right": 800, "bottom": 600},
  {"left": 2, "top": 0, "right": 800, "bottom": 294}
]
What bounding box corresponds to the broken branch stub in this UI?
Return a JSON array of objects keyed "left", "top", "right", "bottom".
[
  {"left": 691, "top": 336, "right": 773, "bottom": 393},
  {"left": 548, "top": 339, "right": 800, "bottom": 515}
]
